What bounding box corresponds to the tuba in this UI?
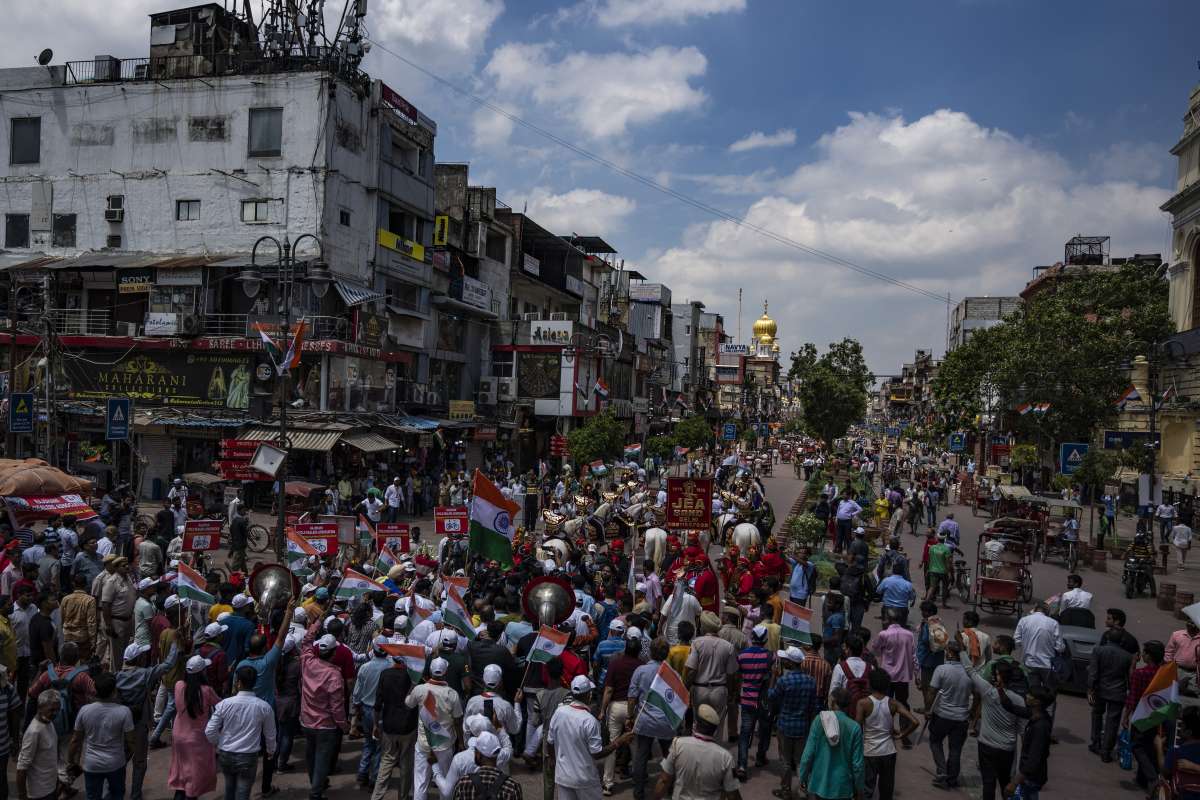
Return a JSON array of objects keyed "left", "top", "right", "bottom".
[
  {"left": 521, "top": 575, "right": 573, "bottom": 626},
  {"left": 249, "top": 563, "right": 298, "bottom": 614}
]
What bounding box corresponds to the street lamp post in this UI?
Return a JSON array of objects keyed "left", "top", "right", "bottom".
[{"left": 238, "top": 234, "right": 333, "bottom": 561}]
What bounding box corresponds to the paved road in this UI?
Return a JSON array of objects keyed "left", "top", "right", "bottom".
[{"left": 118, "top": 469, "right": 1162, "bottom": 799}]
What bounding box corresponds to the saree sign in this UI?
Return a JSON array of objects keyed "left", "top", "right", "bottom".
[
  {"left": 65, "top": 351, "right": 252, "bottom": 409},
  {"left": 666, "top": 477, "right": 713, "bottom": 530}
]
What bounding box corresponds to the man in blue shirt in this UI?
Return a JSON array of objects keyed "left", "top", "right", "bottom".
[
  {"left": 351, "top": 634, "right": 394, "bottom": 788},
  {"left": 877, "top": 563, "right": 917, "bottom": 627},
  {"left": 235, "top": 602, "right": 293, "bottom": 797},
  {"left": 594, "top": 619, "right": 628, "bottom": 687},
  {"left": 221, "top": 594, "right": 258, "bottom": 676},
  {"left": 936, "top": 514, "right": 961, "bottom": 548},
  {"left": 835, "top": 492, "right": 863, "bottom": 553},
  {"left": 787, "top": 547, "right": 816, "bottom": 606},
  {"left": 769, "top": 646, "right": 818, "bottom": 800}
]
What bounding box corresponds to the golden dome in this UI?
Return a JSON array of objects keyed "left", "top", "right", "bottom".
[{"left": 753, "top": 301, "right": 777, "bottom": 344}]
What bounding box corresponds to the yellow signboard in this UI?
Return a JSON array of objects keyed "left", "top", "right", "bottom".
[
  {"left": 449, "top": 400, "right": 476, "bottom": 420},
  {"left": 377, "top": 228, "right": 426, "bottom": 262},
  {"left": 433, "top": 215, "right": 449, "bottom": 246}
]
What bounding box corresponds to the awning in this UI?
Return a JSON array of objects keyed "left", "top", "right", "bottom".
[
  {"left": 241, "top": 425, "right": 344, "bottom": 452},
  {"left": 340, "top": 431, "right": 401, "bottom": 453},
  {"left": 336, "top": 280, "right": 385, "bottom": 307}
]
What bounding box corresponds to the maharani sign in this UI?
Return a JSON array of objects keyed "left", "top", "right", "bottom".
[
  {"left": 65, "top": 351, "right": 252, "bottom": 409},
  {"left": 666, "top": 477, "right": 713, "bottom": 530}
]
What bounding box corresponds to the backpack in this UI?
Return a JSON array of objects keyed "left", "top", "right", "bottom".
[
  {"left": 839, "top": 659, "right": 870, "bottom": 707},
  {"left": 925, "top": 617, "right": 949, "bottom": 653},
  {"left": 468, "top": 770, "right": 514, "bottom": 800},
  {"left": 46, "top": 664, "right": 88, "bottom": 738}
]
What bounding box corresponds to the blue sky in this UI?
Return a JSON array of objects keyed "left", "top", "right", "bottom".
[{"left": 5, "top": 0, "right": 1198, "bottom": 370}]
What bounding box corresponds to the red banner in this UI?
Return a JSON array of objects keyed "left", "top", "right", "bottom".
[
  {"left": 666, "top": 477, "right": 713, "bottom": 530},
  {"left": 183, "top": 519, "right": 223, "bottom": 551},
  {"left": 550, "top": 435, "right": 569, "bottom": 456},
  {"left": 296, "top": 522, "right": 339, "bottom": 556},
  {"left": 219, "top": 439, "right": 260, "bottom": 457},
  {"left": 377, "top": 522, "right": 410, "bottom": 554},
  {"left": 435, "top": 506, "right": 469, "bottom": 536},
  {"left": 3, "top": 494, "right": 98, "bottom": 525},
  {"left": 216, "top": 461, "right": 265, "bottom": 481}
]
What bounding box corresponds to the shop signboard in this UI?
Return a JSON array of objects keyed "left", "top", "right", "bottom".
[
  {"left": 144, "top": 313, "right": 178, "bottom": 336},
  {"left": 377, "top": 522, "right": 410, "bottom": 553},
  {"left": 8, "top": 393, "right": 33, "bottom": 433},
  {"left": 157, "top": 267, "right": 203, "bottom": 286},
  {"left": 523, "top": 253, "right": 540, "bottom": 276},
  {"left": 216, "top": 461, "right": 262, "bottom": 481},
  {"left": 529, "top": 320, "right": 572, "bottom": 345},
  {"left": 358, "top": 311, "right": 387, "bottom": 348},
  {"left": 219, "top": 439, "right": 261, "bottom": 458},
  {"left": 1103, "top": 430, "right": 1160, "bottom": 450},
  {"left": 722, "top": 423, "right": 737, "bottom": 440},
  {"left": 105, "top": 397, "right": 131, "bottom": 441},
  {"left": 66, "top": 351, "right": 253, "bottom": 409},
  {"left": 182, "top": 519, "right": 222, "bottom": 551},
  {"left": 719, "top": 344, "right": 750, "bottom": 356},
  {"left": 666, "top": 477, "right": 713, "bottom": 530},
  {"left": 296, "top": 521, "right": 339, "bottom": 555},
  {"left": 550, "top": 435, "right": 569, "bottom": 456},
  {"left": 117, "top": 268, "right": 153, "bottom": 294},
  {"left": 460, "top": 276, "right": 491, "bottom": 311},
  {"left": 473, "top": 426, "right": 497, "bottom": 442},
  {"left": 435, "top": 506, "right": 469, "bottom": 536},
  {"left": 449, "top": 400, "right": 475, "bottom": 420}
]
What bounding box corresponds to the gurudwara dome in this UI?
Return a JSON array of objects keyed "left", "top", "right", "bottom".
[{"left": 753, "top": 301, "right": 777, "bottom": 345}]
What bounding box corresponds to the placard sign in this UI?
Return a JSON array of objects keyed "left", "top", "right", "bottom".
[
  {"left": 435, "top": 506, "right": 469, "bottom": 536},
  {"left": 377, "top": 522, "right": 410, "bottom": 554},
  {"left": 296, "top": 522, "right": 339, "bottom": 556},
  {"left": 183, "top": 519, "right": 223, "bottom": 551},
  {"left": 666, "top": 477, "right": 713, "bottom": 530}
]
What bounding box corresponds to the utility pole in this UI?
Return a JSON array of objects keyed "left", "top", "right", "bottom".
[
  {"left": 5, "top": 272, "right": 17, "bottom": 457},
  {"left": 43, "top": 275, "right": 56, "bottom": 467}
]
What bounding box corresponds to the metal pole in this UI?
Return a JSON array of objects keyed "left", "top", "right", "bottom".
[
  {"left": 6, "top": 272, "right": 17, "bottom": 457},
  {"left": 276, "top": 241, "right": 291, "bottom": 563}
]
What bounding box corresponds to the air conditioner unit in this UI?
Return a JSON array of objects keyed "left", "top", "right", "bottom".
[
  {"left": 114, "top": 321, "right": 138, "bottom": 336},
  {"left": 477, "top": 379, "right": 497, "bottom": 405},
  {"left": 498, "top": 378, "right": 517, "bottom": 401},
  {"left": 522, "top": 312, "right": 541, "bottom": 322},
  {"left": 104, "top": 208, "right": 124, "bottom": 223},
  {"left": 178, "top": 313, "right": 204, "bottom": 337},
  {"left": 549, "top": 312, "right": 568, "bottom": 321},
  {"left": 106, "top": 195, "right": 124, "bottom": 211}
]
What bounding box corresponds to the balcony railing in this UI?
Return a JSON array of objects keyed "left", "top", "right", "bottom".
[
  {"left": 63, "top": 53, "right": 369, "bottom": 86},
  {"left": 47, "top": 308, "right": 112, "bottom": 336}
]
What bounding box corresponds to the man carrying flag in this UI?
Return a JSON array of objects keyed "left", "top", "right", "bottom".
[
  {"left": 334, "top": 567, "right": 390, "bottom": 602},
  {"left": 468, "top": 469, "right": 520, "bottom": 569},
  {"left": 405, "top": 656, "right": 462, "bottom": 800},
  {"left": 286, "top": 530, "right": 319, "bottom": 577},
  {"left": 1124, "top": 641, "right": 1177, "bottom": 788}
]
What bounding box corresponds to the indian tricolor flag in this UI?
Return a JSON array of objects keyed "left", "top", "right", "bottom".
[
  {"left": 382, "top": 642, "right": 428, "bottom": 683},
  {"left": 468, "top": 469, "right": 520, "bottom": 568},
  {"left": 644, "top": 662, "right": 690, "bottom": 731},
  {"left": 420, "top": 692, "right": 452, "bottom": 750},
  {"left": 528, "top": 625, "right": 569, "bottom": 664},
  {"left": 1130, "top": 661, "right": 1180, "bottom": 732},
  {"left": 402, "top": 604, "right": 432, "bottom": 635},
  {"left": 335, "top": 568, "right": 390, "bottom": 601},
  {"left": 442, "top": 584, "right": 476, "bottom": 641},
  {"left": 176, "top": 561, "right": 214, "bottom": 605},
  {"left": 780, "top": 601, "right": 813, "bottom": 645},
  {"left": 1117, "top": 385, "right": 1142, "bottom": 408},
  {"left": 375, "top": 546, "right": 400, "bottom": 576},
  {"left": 624, "top": 443, "right": 642, "bottom": 459},
  {"left": 286, "top": 530, "right": 318, "bottom": 576}
]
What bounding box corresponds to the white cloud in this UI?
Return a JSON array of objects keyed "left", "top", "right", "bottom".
[
  {"left": 521, "top": 188, "right": 637, "bottom": 234},
  {"left": 729, "top": 129, "right": 797, "bottom": 153},
  {"left": 471, "top": 104, "right": 517, "bottom": 150},
  {"left": 679, "top": 169, "right": 780, "bottom": 195},
  {"left": 595, "top": 0, "right": 747, "bottom": 27},
  {"left": 483, "top": 44, "right": 707, "bottom": 139},
  {"left": 649, "top": 109, "right": 1170, "bottom": 369},
  {"left": 371, "top": 0, "right": 504, "bottom": 74}
]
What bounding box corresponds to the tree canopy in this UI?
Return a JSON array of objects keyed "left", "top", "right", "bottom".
[
  {"left": 566, "top": 411, "right": 625, "bottom": 467},
  {"left": 789, "top": 338, "right": 874, "bottom": 447}
]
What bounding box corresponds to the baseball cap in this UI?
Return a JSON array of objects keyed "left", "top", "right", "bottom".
[
  {"left": 430, "top": 657, "right": 449, "bottom": 677},
  {"left": 316, "top": 634, "right": 338, "bottom": 652},
  {"left": 608, "top": 619, "right": 626, "bottom": 634},
  {"left": 231, "top": 594, "right": 253, "bottom": 609},
  {"left": 570, "top": 675, "right": 595, "bottom": 695},
  {"left": 474, "top": 731, "right": 502, "bottom": 758},
  {"left": 853, "top": 527, "right": 865, "bottom": 536},
  {"left": 439, "top": 630, "right": 458, "bottom": 648},
  {"left": 587, "top": 544, "right": 597, "bottom": 553},
  {"left": 201, "top": 622, "right": 227, "bottom": 640},
  {"left": 373, "top": 634, "right": 391, "bottom": 651},
  {"left": 123, "top": 642, "right": 151, "bottom": 662},
  {"left": 785, "top": 646, "right": 805, "bottom": 662},
  {"left": 185, "top": 655, "right": 211, "bottom": 674},
  {"left": 136, "top": 577, "right": 158, "bottom": 591},
  {"left": 292, "top": 606, "right": 308, "bottom": 623},
  {"left": 314, "top": 587, "right": 330, "bottom": 600},
  {"left": 483, "top": 664, "right": 503, "bottom": 687},
  {"left": 164, "top": 595, "right": 181, "bottom": 610},
  {"left": 626, "top": 626, "right": 643, "bottom": 640}
]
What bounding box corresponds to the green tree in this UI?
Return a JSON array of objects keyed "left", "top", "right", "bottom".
[
  {"left": 674, "top": 416, "right": 715, "bottom": 451},
  {"left": 1074, "top": 449, "right": 1120, "bottom": 501},
  {"left": 790, "top": 338, "right": 873, "bottom": 447},
  {"left": 644, "top": 433, "right": 677, "bottom": 462},
  {"left": 566, "top": 411, "right": 626, "bottom": 467}
]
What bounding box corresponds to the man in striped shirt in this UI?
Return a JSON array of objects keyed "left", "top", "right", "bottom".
[{"left": 735, "top": 625, "right": 774, "bottom": 780}]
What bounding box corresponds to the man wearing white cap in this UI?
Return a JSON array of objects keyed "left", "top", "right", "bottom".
[
  {"left": 406, "top": 656, "right": 464, "bottom": 800},
  {"left": 464, "top": 664, "right": 522, "bottom": 737},
  {"left": 446, "top": 730, "right": 522, "bottom": 799},
  {"left": 657, "top": 703, "right": 740, "bottom": 800},
  {"left": 431, "top": 715, "right": 512, "bottom": 796},
  {"left": 547, "top": 675, "right": 634, "bottom": 800},
  {"left": 352, "top": 635, "right": 394, "bottom": 788},
  {"left": 117, "top": 637, "right": 181, "bottom": 800},
  {"left": 298, "top": 616, "right": 348, "bottom": 799}
]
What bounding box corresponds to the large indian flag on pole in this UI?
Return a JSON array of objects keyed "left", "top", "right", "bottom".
[
  {"left": 528, "top": 625, "right": 569, "bottom": 664},
  {"left": 335, "top": 568, "right": 390, "bottom": 601},
  {"left": 1131, "top": 661, "right": 1180, "bottom": 732},
  {"left": 780, "top": 601, "right": 813, "bottom": 646},
  {"left": 420, "top": 692, "right": 453, "bottom": 749},
  {"left": 468, "top": 469, "right": 520, "bottom": 568},
  {"left": 381, "top": 642, "right": 428, "bottom": 683},
  {"left": 442, "top": 584, "right": 476, "bottom": 641},
  {"left": 286, "top": 530, "right": 318, "bottom": 576},
  {"left": 645, "top": 662, "right": 690, "bottom": 730},
  {"left": 176, "top": 561, "right": 214, "bottom": 605}
]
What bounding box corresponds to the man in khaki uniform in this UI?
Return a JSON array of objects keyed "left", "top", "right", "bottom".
[
  {"left": 60, "top": 572, "right": 98, "bottom": 660},
  {"left": 685, "top": 611, "right": 739, "bottom": 723},
  {"left": 90, "top": 553, "right": 120, "bottom": 666},
  {"left": 100, "top": 556, "right": 136, "bottom": 670},
  {"left": 717, "top": 607, "right": 747, "bottom": 741},
  {"left": 656, "top": 704, "right": 742, "bottom": 800}
]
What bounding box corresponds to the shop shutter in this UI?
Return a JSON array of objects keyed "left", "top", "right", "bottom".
[{"left": 138, "top": 433, "right": 175, "bottom": 500}]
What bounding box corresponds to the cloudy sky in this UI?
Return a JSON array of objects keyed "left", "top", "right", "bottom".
[{"left": 6, "top": 0, "right": 1196, "bottom": 371}]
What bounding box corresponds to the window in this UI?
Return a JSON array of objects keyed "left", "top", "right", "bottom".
[
  {"left": 51, "top": 214, "right": 76, "bottom": 248},
  {"left": 241, "top": 200, "right": 269, "bottom": 223},
  {"left": 9, "top": 118, "right": 40, "bottom": 165},
  {"left": 176, "top": 200, "right": 200, "bottom": 221},
  {"left": 247, "top": 108, "right": 283, "bottom": 157},
  {"left": 387, "top": 206, "right": 423, "bottom": 241},
  {"left": 4, "top": 214, "right": 29, "bottom": 248},
  {"left": 339, "top": 209, "right": 351, "bottom": 226},
  {"left": 106, "top": 234, "right": 122, "bottom": 249},
  {"left": 685, "top": 324, "right": 691, "bottom": 335},
  {"left": 389, "top": 135, "right": 418, "bottom": 173}
]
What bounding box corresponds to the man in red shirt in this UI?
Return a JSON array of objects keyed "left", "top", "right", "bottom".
[{"left": 542, "top": 625, "right": 588, "bottom": 687}]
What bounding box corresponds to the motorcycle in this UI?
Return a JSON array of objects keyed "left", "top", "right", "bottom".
[{"left": 1122, "top": 556, "right": 1157, "bottom": 599}]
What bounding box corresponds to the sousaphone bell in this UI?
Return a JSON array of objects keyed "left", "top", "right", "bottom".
[{"left": 521, "top": 575, "right": 573, "bottom": 626}]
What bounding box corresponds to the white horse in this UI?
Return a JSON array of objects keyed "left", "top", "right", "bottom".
[
  {"left": 643, "top": 527, "right": 668, "bottom": 568},
  {"left": 732, "top": 522, "right": 761, "bottom": 553},
  {"left": 539, "top": 536, "right": 573, "bottom": 565}
]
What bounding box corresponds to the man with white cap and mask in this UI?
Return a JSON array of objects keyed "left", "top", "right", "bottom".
[
  {"left": 657, "top": 703, "right": 741, "bottom": 800},
  {"left": 406, "top": 656, "right": 464, "bottom": 800},
  {"left": 445, "top": 729, "right": 523, "bottom": 799},
  {"left": 547, "top": 675, "right": 634, "bottom": 800},
  {"left": 465, "top": 664, "right": 521, "bottom": 736}
]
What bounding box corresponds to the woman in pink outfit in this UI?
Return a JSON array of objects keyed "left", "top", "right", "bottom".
[{"left": 168, "top": 655, "right": 220, "bottom": 799}]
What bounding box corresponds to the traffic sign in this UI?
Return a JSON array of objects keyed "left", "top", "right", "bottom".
[
  {"left": 948, "top": 432, "right": 966, "bottom": 453},
  {"left": 1059, "top": 442, "right": 1089, "bottom": 475},
  {"left": 8, "top": 393, "right": 33, "bottom": 434},
  {"left": 105, "top": 397, "right": 131, "bottom": 441},
  {"left": 722, "top": 423, "right": 737, "bottom": 440}
]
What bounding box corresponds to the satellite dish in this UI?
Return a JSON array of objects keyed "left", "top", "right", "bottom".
[{"left": 36, "top": 49, "right": 53, "bottom": 66}]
